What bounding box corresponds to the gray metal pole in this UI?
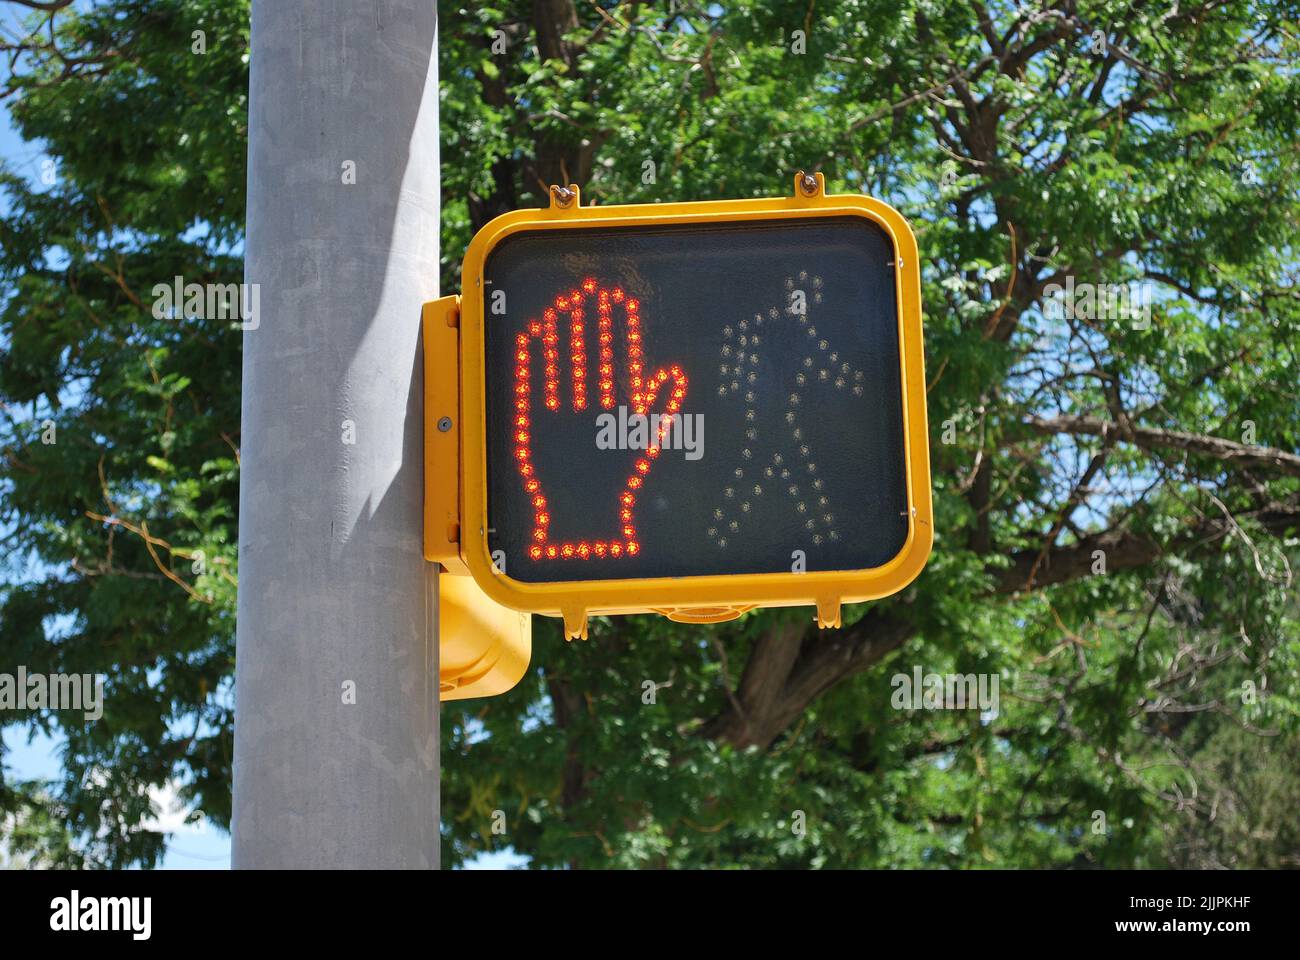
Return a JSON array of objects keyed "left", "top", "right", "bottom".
[{"left": 233, "top": 0, "right": 440, "bottom": 869}]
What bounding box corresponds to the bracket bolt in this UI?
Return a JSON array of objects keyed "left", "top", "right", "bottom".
[
  {"left": 437, "top": 416, "right": 453, "bottom": 432},
  {"left": 797, "top": 171, "right": 820, "bottom": 196}
]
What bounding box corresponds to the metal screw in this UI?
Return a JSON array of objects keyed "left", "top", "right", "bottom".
[
  {"left": 551, "top": 185, "right": 575, "bottom": 207},
  {"left": 797, "top": 171, "right": 819, "bottom": 196},
  {"left": 437, "top": 416, "right": 453, "bottom": 432}
]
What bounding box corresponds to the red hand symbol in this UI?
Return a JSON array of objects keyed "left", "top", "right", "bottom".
[{"left": 512, "top": 277, "right": 688, "bottom": 562}]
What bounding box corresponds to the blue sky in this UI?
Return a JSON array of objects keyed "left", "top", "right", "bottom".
[{"left": 2, "top": 728, "right": 232, "bottom": 868}]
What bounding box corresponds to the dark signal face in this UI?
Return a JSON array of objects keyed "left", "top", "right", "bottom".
[{"left": 482, "top": 216, "right": 909, "bottom": 584}]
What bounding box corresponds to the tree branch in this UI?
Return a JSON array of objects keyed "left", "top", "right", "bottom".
[{"left": 1025, "top": 415, "right": 1300, "bottom": 478}]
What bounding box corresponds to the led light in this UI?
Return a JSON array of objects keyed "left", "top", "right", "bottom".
[{"left": 514, "top": 280, "right": 689, "bottom": 563}]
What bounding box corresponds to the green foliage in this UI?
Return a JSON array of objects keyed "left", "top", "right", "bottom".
[
  {"left": 3, "top": 0, "right": 1298, "bottom": 868},
  {"left": 1, "top": 0, "right": 247, "bottom": 867},
  {"left": 437, "top": 0, "right": 1300, "bottom": 869},
  {"left": 1165, "top": 725, "right": 1300, "bottom": 868}
]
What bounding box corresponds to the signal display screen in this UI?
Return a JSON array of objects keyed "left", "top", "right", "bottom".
[{"left": 482, "top": 216, "right": 909, "bottom": 583}]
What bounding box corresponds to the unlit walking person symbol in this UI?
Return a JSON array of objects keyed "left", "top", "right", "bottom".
[{"left": 706, "top": 271, "right": 865, "bottom": 550}]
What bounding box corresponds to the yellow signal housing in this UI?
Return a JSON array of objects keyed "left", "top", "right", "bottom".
[
  {"left": 424, "top": 295, "right": 531, "bottom": 700},
  {"left": 437, "top": 571, "right": 531, "bottom": 701},
  {"left": 426, "top": 173, "right": 932, "bottom": 649}
]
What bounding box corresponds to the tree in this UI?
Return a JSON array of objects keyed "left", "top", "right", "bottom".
[
  {"left": 1, "top": 0, "right": 246, "bottom": 867},
  {"left": 438, "top": 0, "right": 1300, "bottom": 869},
  {"left": 2, "top": 0, "right": 1297, "bottom": 868}
]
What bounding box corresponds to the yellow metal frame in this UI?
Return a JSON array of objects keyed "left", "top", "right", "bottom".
[
  {"left": 424, "top": 297, "right": 466, "bottom": 574},
  {"left": 424, "top": 296, "right": 532, "bottom": 700},
  {"left": 429, "top": 173, "right": 932, "bottom": 640}
]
